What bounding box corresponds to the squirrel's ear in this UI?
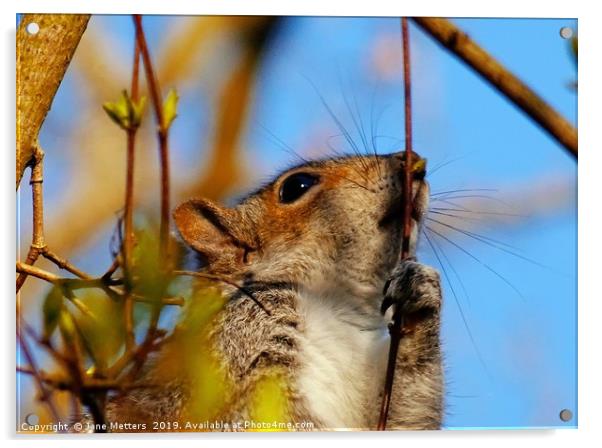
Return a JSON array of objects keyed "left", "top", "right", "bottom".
[{"left": 173, "top": 199, "right": 250, "bottom": 269}]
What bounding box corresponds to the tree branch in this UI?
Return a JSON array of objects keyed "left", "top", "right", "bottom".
[
  {"left": 123, "top": 37, "right": 141, "bottom": 352},
  {"left": 16, "top": 14, "right": 91, "bottom": 187},
  {"left": 16, "top": 146, "right": 45, "bottom": 291},
  {"left": 412, "top": 17, "right": 577, "bottom": 159},
  {"left": 42, "top": 248, "right": 92, "bottom": 280},
  {"left": 17, "top": 14, "right": 182, "bottom": 428},
  {"left": 16, "top": 315, "right": 61, "bottom": 422},
  {"left": 17, "top": 367, "right": 157, "bottom": 392},
  {"left": 378, "top": 17, "right": 415, "bottom": 431},
  {"left": 133, "top": 15, "right": 171, "bottom": 263}
]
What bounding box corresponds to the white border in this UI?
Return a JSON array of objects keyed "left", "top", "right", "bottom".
[
  {"left": 3, "top": 1, "right": 601, "bottom": 447},
  {"left": 3, "top": 0, "right": 582, "bottom": 17}
]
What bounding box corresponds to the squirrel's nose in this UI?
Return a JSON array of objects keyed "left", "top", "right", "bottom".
[{"left": 392, "top": 151, "right": 427, "bottom": 181}]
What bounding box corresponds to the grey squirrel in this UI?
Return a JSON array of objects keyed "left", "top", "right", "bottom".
[{"left": 96, "top": 150, "right": 443, "bottom": 431}]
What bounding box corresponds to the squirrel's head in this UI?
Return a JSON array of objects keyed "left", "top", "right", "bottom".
[{"left": 174, "top": 151, "right": 429, "bottom": 302}]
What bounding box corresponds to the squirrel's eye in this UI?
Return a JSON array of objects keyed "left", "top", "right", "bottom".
[{"left": 279, "top": 173, "right": 319, "bottom": 204}]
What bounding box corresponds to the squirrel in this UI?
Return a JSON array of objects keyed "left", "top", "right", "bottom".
[{"left": 90, "top": 150, "right": 443, "bottom": 431}]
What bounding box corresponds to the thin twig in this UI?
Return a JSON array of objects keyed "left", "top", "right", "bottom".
[
  {"left": 134, "top": 295, "right": 185, "bottom": 306},
  {"left": 16, "top": 262, "right": 120, "bottom": 288},
  {"left": 17, "top": 367, "right": 158, "bottom": 392},
  {"left": 412, "top": 17, "right": 577, "bottom": 158},
  {"left": 173, "top": 270, "right": 271, "bottom": 316},
  {"left": 133, "top": 15, "right": 171, "bottom": 263},
  {"left": 31, "top": 149, "right": 44, "bottom": 246},
  {"left": 16, "top": 261, "right": 59, "bottom": 283},
  {"left": 42, "top": 247, "right": 93, "bottom": 279},
  {"left": 16, "top": 147, "right": 45, "bottom": 291},
  {"left": 16, "top": 299, "right": 61, "bottom": 422},
  {"left": 378, "top": 17, "right": 414, "bottom": 431},
  {"left": 17, "top": 146, "right": 96, "bottom": 292},
  {"left": 16, "top": 334, "right": 62, "bottom": 423},
  {"left": 23, "top": 323, "right": 71, "bottom": 370},
  {"left": 16, "top": 263, "right": 181, "bottom": 313},
  {"left": 16, "top": 246, "right": 41, "bottom": 291},
  {"left": 130, "top": 16, "right": 174, "bottom": 382},
  {"left": 108, "top": 328, "right": 167, "bottom": 380},
  {"left": 102, "top": 256, "right": 121, "bottom": 280},
  {"left": 123, "top": 327, "right": 166, "bottom": 383},
  {"left": 16, "top": 16, "right": 179, "bottom": 429},
  {"left": 58, "top": 305, "right": 109, "bottom": 431},
  {"left": 123, "top": 36, "right": 141, "bottom": 352}
]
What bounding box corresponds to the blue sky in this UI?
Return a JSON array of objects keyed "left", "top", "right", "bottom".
[
  {"left": 18, "top": 15, "right": 577, "bottom": 429},
  {"left": 250, "top": 16, "right": 577, "bottom": 429}
]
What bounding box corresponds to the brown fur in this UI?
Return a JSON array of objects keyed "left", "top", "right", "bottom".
[{"left": 87, "top": 151, "right": 443, "bottom": 432}]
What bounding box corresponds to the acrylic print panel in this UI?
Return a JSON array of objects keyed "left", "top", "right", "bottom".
[{"left": 16, "top": 14, "right": 577, "bottom": 433}]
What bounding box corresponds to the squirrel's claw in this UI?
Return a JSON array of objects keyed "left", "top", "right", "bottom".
[
  {"left": 380, "top": 258, "right": 441, "bottom": 317},
  {"left": 380, "top": 294, "right": 394, "bottom": 315}
]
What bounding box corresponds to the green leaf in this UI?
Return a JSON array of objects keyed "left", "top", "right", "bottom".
[
  {"left": 158, "top": 287, "right": 228, "bottom": 421},
  {"left": 42, "top": 286, "right": 64, "bottom": 340},
  {"left": 162, "top": 88, "right": 179, "bottom": 129},
  {"left": 102, "top": 102, "right": 127, "bottom": 129},
  {"left": 103, "top": 91, "right": 129, "bottom": 130},
  {"left": 131, "top": 95, "right": 147, "bottom": 127},
  {"left": 75, "top": 290, "right": 125, "bottom": 368},
  {"left": 58, "top": 309, "right": 77, "bottom": 345},
  {"left": 103, "top": 90, "right": 146, "bottom": 130},
  {"left": 131, "top": 228, "right": 166, "bottom": 304}
]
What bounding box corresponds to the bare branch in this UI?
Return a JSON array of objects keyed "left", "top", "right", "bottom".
[
  {"left": 16, "top": 299, "right": 61, "bottom": 422},
  {"left": 17, "top": 14, "right": 182, "bottom": 429},
  {"left": 123, "top": 37, "right": 142, "bottom": 352},
  {"left": 133, "top": 15, "right": 171, "bottom": 263},
  {"left": 378, "top": 17, "right": 415, "bottom": 430},
  {"left": 412, "top": 17, "right": 577, "bottom": 158},
  {"left": 16, "top": 262, "right": 123, "bottom": 292},
  {"left": 16, "top": 261, "right": 59, "bottom": 283},
  {"left": 17, "top": 367, "right": 157, "bottom": 392},
  {"left": 41, "top": 248, "right": 93, "bottom": 280}
]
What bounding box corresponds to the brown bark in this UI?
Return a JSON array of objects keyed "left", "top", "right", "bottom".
[{"left": 16, "top": 14, "right": 90, "bottom": 188}]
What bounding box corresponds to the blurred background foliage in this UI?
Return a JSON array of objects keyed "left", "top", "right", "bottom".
[{"left": 17, "top": 15, "right": 577, "bottom": 429}]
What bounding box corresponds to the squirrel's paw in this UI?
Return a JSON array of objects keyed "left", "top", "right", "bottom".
[{"left": 381, "top": 259, "right": 442, "bottom": 316}]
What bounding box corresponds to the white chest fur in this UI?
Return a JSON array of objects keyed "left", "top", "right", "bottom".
[{"left": 295, "top": 291, "right": 389, "bottom": 429}]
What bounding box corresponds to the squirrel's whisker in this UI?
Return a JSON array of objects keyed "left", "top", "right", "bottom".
[
  {"left": 426, "top": 217, "right": 552, "bottom": 271},
  {"left": 426, "top": 155, "right": 468, "bottom": 178},
  {"left": 431, "top": 194, "right": 515, "bottom": 209},
  {"left": 430, "top": 188, "right": 498, "bottom": 197},
  {"left": 429, "top": 206, "right": 526, "bottom": 218},
  {"left": 424, "top": 225, "right": 525, "bottom": 302},
  {"left": 429, "top": 210, "right": 486, "bottom": 224},
  {"left": 422, "top": 229, "right": 491, "bottom": 380}
]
